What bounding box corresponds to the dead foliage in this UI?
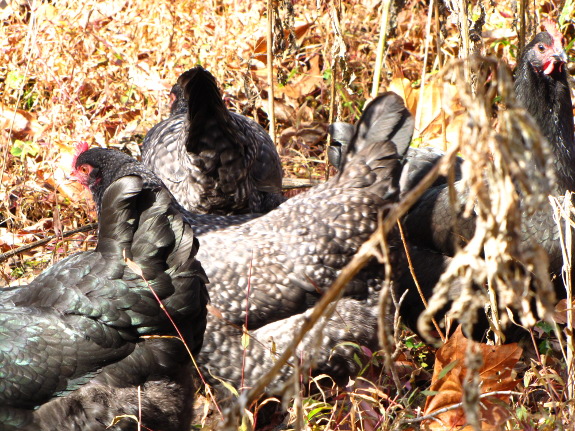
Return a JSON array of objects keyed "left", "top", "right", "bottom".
[{"left": 420, "top": 326, "right": 522, "bottom": 430}]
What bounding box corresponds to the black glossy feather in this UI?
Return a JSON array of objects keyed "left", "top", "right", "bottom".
[{"left": 1, "top": 159, "right": 209, "bottom": 430}]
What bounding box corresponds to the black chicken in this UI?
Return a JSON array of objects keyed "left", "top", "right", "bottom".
[
  {"left": 400, "top": 26, "right": 574, "bottom": 333},
  {"left": 1, "top": 148, "right": 209, "bottom": 430},
  {"left": 403, "top": 27, "right": 573, "bottom": 264},
  {"left": 141, "top": 66, "right": 284, "bottom": 215},
  {"left": 77, "top": 93, "right": 413, "bottom": 399}
]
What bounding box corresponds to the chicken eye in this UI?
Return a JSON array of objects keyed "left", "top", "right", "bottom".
[
  {"left": 538, "top": 44, "right": 545, "bottom": 52},
  {"left": 78, "top": 164, "right": 90, "bottom": 174}
]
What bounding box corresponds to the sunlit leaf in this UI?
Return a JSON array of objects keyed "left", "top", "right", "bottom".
[{"left": 421, "top": 327, "right": 522, "bottom": 430}]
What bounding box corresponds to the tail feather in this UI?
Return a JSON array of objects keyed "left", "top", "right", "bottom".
[
  {"left": 95, "top": 176, "right": 145, "bottom": 261},
  {"left": 337, "top": 92, "right": 413, "bottom": 176},
  {"left": 183, "top": 67, "right": 237, "bottom": 154},
  {"left": 349, "top": 92, "right": 413, "bottom": 157},
  {"left": 95, "top": 175, "right": 207, "bottom": 335},
  {"left": 328, "top": 121, "right": 355, "bottom": 169},
  {"left": 333, "top": 92, "right": 413, "bottom": 201}
]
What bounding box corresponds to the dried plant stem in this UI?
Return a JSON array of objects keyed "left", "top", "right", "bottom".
[
  {"left": 137, "top": 386, "right": 142, "bottom": 431},
  {"left": 563, "top": 202, "right": 574, "bottom": 418},
  {"left": 518, "top": 0, "right": 526, "bottom": 53},
  {"left": 370, "top": 0, "right": 392, "bottom": 99},
  {"left": 401, "top": 391, "right": 523, "bottom": 424},
  {"left": 397, "top": 221, "right": 446, "bottom": 341},
  {"left": 0, "top": 223, "right": 98, "bottom": 264},
  {"left": 327, "top": 0, "right": 341, "bottom": 127},
  {"left": 327, "top": 1, "right": 342, "bottom": 178},
  {"left": 458, "top": 0, "right": 471, "bottom": 80},
  {"left": 445, "top": 0, "right": 471, "bottom": 80},
  {"left": 328, "top": 58, "right": 337, "bottom": 125},
  {"left": 266, "top": 0, "right": 276, "bottom": 146},
  {"left": 434, "top": 0, "right": 443, "bottom": 68},
  {"left": 376, "top": 224, "right": 403, "bottom": 392},
  {"left": 550, "top": 193, "right": 575, "bottom": 413},
  {"left": 240, "top": 252, "right": 255, "bottom": 390},
  {"left": 414, "top": 0, "right": 435, "bottom": 136}
]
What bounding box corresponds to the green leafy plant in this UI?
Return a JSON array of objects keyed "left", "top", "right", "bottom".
[{"left": 10, "top": 140, "right": 39, "bottom": 160}]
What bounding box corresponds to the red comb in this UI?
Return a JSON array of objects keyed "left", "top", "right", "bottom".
[
  {"left": 542, "top": 19, "right": 564, "bottom": 49},
  {"left": 72, "top": 141, "right": 90, "bottom": 168}
]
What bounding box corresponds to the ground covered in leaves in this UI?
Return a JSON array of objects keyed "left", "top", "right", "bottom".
[{"left": 1, "top": 0, "right": 575, "bottom": 429}]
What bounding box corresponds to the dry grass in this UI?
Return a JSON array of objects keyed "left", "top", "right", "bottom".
[{"left": 1, "top": 0, "right": 575, "bottom": 429}]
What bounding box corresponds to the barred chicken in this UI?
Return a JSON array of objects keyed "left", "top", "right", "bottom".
[{"left": 141, "top": 66, "right": 284, "bottom": 215}]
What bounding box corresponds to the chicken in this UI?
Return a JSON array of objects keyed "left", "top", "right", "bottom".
[
  {"left": 76, "top": 92, "right": 413, "bottom": 399},
  {"left": 329, "top": 122, "right": 464, "bottom": 198},
  {"left": 193, "top": 92, "right": 413, "bottom": 395},
  {"left": 141, "top": 66, "right": 284, "bottom": 215},
  {"left": 399, "top": 25, "right": 574, "bottom": 335},
  {"left": 333, "top": 25, "right": 574, "bottom": 340},
  {"left": 403, "top": 25, "right": 573, "bottom": 265},
  {"left": 1, "top": 147, "right": 209, "bottom": 430}
]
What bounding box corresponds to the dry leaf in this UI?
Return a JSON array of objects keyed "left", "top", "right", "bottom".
[
  {"left": 254, "top": 54, "right": 323, "bottom": 99},
  {"left": 279, "top": 121, "right": 327, "bottom": 149},
  {"left": 252, "top": 22, "right": 313, "bottom": 62},
  {"left": 0, "top": 103, "right": 47, "bottom": 139},
  {"left": 277, "top": 55, "right": 323, "bottom": 99},
  {"left": 388, "top": 77, "right": 418, "bottom": 113},
  {"left": 388, "top": 76, "right": 461, "bottom": 148},
  {"left": 553, "top": 299, "right": 572, "bottom": 325},
  {"left": 269, "top": 99, "right": 296, "bottom": 123},
  {"left": 422, "top": 326, "right": 522, "bottom": 430}
]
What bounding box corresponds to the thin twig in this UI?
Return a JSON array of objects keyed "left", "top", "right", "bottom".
[
  {"left": 414, "top": 0, "right": 435, "bottom": 136},
  {"left": 241, "top": 251, "right": 255, "bottom": 390},
  {"left": 0, "top": 223, "right": 98, "bottom": 263},
  {"left": 518, "top": 0, "right": 526, "bottom": 54},
  {"left": 397, "top": 220, "right": 446, "bottom": 341},
  {"left": 376, "top": 221, "right": 403, "bottom": 392},
  {"left": 266, "top": 0, "right": 276, "bottom": 146},
  {"left": 370, "top": 0, "right": 392, "bottom": 99},
  {"left": 401, "top": 391, "right": 523, "bottom": 424}
]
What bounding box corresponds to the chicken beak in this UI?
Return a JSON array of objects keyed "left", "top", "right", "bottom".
[
  {"left": 552, "top": 50, "right": 568, "bottom": 65},
  {"left": 544, "top": 49, "right": 568, "bottom": 75}
]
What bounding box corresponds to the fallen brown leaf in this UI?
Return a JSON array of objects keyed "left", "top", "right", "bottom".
[
  {"left": 252, "top": 22, "right": 313, "bottom": 63},
  {"left": 422, "top": 326, "right": 522, "bottom": 430},
  {"left": 0, "top": 103, "right": 47, "bottom": 139}
]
